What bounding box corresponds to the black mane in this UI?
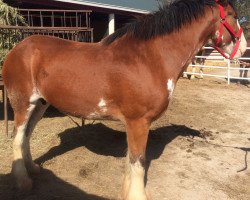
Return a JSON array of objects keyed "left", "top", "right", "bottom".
[{"left": 102, "top": 0, "right": 234, "bottom": 45}]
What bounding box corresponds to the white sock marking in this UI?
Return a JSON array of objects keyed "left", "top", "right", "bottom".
[{"left": 127, "top": 160, "right": 146, "bottom": 200}]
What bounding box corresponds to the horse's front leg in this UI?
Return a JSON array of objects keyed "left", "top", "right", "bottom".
[{"left": 122, "top": 118, "right": 150, "bottom": 200}]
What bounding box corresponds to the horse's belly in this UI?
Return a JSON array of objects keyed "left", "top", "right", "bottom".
[{"left": 38, "top": 79, "right": 122, "bottom": 120}]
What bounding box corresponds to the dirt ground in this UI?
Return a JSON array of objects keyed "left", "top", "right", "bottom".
[{"left": 0, "top": 78, "right": 249, "bottom": 200}]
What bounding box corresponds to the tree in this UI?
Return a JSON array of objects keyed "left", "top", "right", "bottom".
[
  {"left": 0, "top": 0, "right": 25, "bottom": 25},
  {"left": 234, "top": 0, "right": 250, "bottom": 39},
  {"left": 0, "top": 0, "right": 26, "bottom": 71}
]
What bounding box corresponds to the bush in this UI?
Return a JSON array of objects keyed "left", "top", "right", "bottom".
[{"left": 0, "top": 0, "right": 26, "bottom": 73}]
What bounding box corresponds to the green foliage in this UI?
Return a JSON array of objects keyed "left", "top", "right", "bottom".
[
  {"left": 235, "top": 0, "right": 250, "bottom": 16},
  {"left": 0, "top": 0, "right": 26, "bottom": 73},
  {"left": 235, "top": 0, "right": 250, "bottom": 39},
  {"left": 0, "top": 0, "right": 25, "bottom": 25}
]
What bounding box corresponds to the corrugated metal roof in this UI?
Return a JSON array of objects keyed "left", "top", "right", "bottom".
[{"left": 53, "top": 0, "right": 160, "bottom": 13}]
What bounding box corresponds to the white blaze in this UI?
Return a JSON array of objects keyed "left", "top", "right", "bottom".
[{"left": 234, "top": 20, "right": 247, "bottom": 58}]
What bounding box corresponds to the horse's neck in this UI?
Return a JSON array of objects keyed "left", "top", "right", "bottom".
[{"left": 153, "top": 7, "right": 217, "bottom": 79}]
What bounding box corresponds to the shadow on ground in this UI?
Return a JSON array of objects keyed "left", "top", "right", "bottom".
[
  {"left": 0, "top": 169, "right": 110, "bottom": 200},
  {"left": 35, "top": 123, "right": 202, "bottom": 165},
  {"left": 226, "top": 78, "right": 250, "bottom": 87},
  {"left": 1, "top": 123, "right": 202, "bottom": 200},
  {"left": 33, "top": 123, "right": 204, "bottom": 191}
]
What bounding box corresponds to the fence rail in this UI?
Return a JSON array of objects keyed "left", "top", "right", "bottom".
[
  {"left": 0, "top": 26, "right": 93, "bottom": 44},
  {"left": 183, "top": 47, "right": 250, "bottom": 84},
  {"left": 17, "top": 9, "right": 92, "bottom": 28}
]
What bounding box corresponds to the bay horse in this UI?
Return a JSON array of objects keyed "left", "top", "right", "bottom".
[{"left": 2, "top": 0, "right": 247, "bottom": 199}]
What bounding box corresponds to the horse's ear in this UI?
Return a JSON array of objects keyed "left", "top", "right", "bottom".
[{"left": 216, "top": 0, "right": 229, "bottom": 6}]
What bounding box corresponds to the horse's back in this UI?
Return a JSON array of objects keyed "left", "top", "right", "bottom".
[{"left": 3, "top": 35, "right": 91, "bottom": 77}]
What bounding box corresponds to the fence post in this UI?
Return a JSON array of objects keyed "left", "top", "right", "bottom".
[{"left": 227, "top": 59, "right": 230, "bottom": 85}]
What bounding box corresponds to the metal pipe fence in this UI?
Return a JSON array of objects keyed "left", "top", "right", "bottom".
[
  {"left": 16, "top": 9, "right": 92, "bottom": 28},
  {"left": 0, "top": 26, "right": 93, "bottom": 44},
  {"left": 183, "top": 47, "right": 250, "bottom": 84}
]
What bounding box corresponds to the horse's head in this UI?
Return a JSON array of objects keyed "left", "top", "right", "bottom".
[{"left": 209, "top": 0, "right": 247, "bottom": 59}]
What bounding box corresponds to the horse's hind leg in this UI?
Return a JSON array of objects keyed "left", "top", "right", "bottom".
[
  {"left": 12, "top": 95, "right": 49, "bottom": 191},
  {"left": 24, "top": 99, "right": 49, "bottom": 174},
  {"left": 122, "top": 118, "right": 150, "bottom": 200}
]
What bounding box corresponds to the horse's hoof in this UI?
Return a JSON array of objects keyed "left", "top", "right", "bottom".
[{"left": 17, "top": 177, "right": 33, "bottom": 192}]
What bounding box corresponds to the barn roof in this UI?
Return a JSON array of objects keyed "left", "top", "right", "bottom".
[{"left": 53, "top": 0, "right": 160, "bottom": 14}]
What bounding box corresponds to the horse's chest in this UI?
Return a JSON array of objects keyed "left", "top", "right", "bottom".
[{"left": 143, "top": 78, "right": 176, "bottom": 119}]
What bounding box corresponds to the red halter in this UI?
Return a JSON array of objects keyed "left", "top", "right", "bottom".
[{"left": 213, "top": 0, "right": 243, "bottom": 60}]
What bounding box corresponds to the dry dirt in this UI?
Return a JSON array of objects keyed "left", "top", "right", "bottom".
[{"left": 0, "top": 78, "right": 249, "bottom": 200}]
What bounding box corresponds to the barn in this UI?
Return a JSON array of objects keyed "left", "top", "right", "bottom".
[{"left": 4, "top": 0, "right": 160, "bottom": 41}]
